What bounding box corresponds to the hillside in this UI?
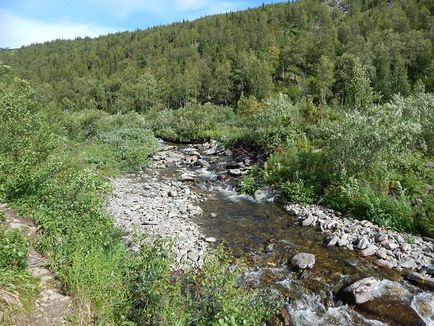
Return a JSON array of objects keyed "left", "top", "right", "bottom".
[{"left": 1, "top": 0, "right": 433, "bottom": 111}]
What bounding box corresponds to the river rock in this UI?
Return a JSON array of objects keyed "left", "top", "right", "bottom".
[
  {"left": 361, "top": 245, "right": 376, "bottom": 257},
  {"left": 375, "top": 259, "right": 394, "bottom": 269},
  {"left": 187, "top": 250, "right": 199, "bottom": 262},
  {"left": 228, "top": 168, "right": 247, "bottom": 177},
  {"left": 356, "top": 238, "right": 370, "bottom": 250},
  {"left": 205, "top": 237, "right": 216, "bottom": 243},
  {"left": 400, "top": 259, "right": 418, "bottom": 270},
  {"left": 290, "top": 253, "right": 316, "bottom": 269},
  {"left": 340, "top": 277, "right": 379, "bottom": 304},
  {"left": 326, "top": 235, "right": 339, "bottom": 247},
  {"left": 185, "top": 155, "right": 198, "bottom": 164},
  {"left": 180, "top": 173, "right": 195, "bottom": 182},
  {"left": 196, "top": 159, "right": 210, "bottom": 169},
  {"left": 300, "top": 214, "right": 314, "bottom": 227}
]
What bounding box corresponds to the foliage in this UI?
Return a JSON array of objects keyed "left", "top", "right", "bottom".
[{"left": 0, "top": 226, "right": 39, "bottom": 323}]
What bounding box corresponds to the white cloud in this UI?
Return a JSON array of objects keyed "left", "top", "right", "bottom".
[{"left": 0, "top": 10, "right": 115, "bottom": 48}]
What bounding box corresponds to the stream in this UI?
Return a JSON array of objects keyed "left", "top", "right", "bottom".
[{"left": 107, "top": 140, "right": 434, "bottom": 326}]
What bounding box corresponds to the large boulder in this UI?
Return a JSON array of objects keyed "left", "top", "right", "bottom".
[
  {"left": 340, "top": 277, "right": 379, "bottom": 304},
  {"left": 290, "top": 253, "right": 316, "bottom": 270}
]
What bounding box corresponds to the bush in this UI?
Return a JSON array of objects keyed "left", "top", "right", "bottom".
[{"left": 148, "top": 103, "right": 241, "bottom": 143}]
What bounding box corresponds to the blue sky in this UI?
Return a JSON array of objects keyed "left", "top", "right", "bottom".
[{"left": 0, "top": 0, "right": 283, "bottom": 48}]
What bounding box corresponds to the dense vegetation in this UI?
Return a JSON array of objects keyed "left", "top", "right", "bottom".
[{"left": 0, "top": 0, "right": 433, "bottom": 323}]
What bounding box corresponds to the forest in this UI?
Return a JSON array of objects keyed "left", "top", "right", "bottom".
[{"left": 0, "top": 0, "right": 433, "bottom": 324}]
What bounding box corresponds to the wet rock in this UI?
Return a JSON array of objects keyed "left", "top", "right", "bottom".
[
  {"left": 180, "top": 173, "right": 195, "bottom": 182},
  {"left": 326, "top": 235, "right": 339, "bottom": 247},
  {"left": 210, "top": 212, "right": 218, "bottom": 218},
  {"left": 375, "top": 259, "right": 394, "bottom": 269},
  {"left": 185, "top": 155, "right": 198, "bottom": 164},
  {"left": 217, "top": 173, "right": 228, "bottom": 181},
  {"left": 228, "top": 168, "right": 248, "bottom": 177},
  {"left": 340, "top": 277, "right": 379, "bottom": 305},
  {"left": 205, "top": 237, "right": 216, "bottom": 243},
  {"left": 405, "top": 272, "right": 434, "bottom": 291},
  {"left": 355, "top": 296, "right": 426, "bottom": 326},
  {"left": 426, "top": 265, "right": 434, "bottom": 276},
  {"left": 196, "top": 159, "right": 210, "bottom": 169},
  {"left": 290, "top": 253, "right": 315, "bottom": 270}
]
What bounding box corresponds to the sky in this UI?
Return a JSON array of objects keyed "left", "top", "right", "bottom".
[{"left": 0, "top": 0, "right": 283, "bottom": 49}]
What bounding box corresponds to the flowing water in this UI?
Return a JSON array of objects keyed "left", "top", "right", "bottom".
[{"left": 154, "top": 142, "right": 434, "bottom": 325}]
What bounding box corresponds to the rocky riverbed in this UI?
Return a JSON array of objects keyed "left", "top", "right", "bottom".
[
  {"left": 286, "top": 204, "right": 434, "bottom": 277},
  {"left": 106, "top": 139, "right": 434, "bottom": 325}
]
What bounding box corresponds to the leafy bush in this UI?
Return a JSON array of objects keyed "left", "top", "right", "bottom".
[
  {"left": 237, "top": 166, "right": 264, "bottom": 195},
  {"left": 244, "top": 94, "right": 302, "bottom": 149},
  {"left": 148, "top": 103, "right": 241, "bottom": 143}
]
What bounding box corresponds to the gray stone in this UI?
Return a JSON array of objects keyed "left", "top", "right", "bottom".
[
  {"left": 356, "top": 238, "right": 370, "bottom": 250},
  {"left": 290, "top": 253, "right": 316, "bottom": 269},
  {"left": 185, "top": 155, "right": 198, "bottom": 164},
  {"left": 180, "top": 173, "right": 195, "bottom": 182},
  {"left": 384, "top": 241, "right": 399, "bottom": 250},
  {"left": 401, "top": 259, "right": 418, "bottom": 269},
  {"left": 375, "top": 259, "right": 394, "bottom": 269},
  {"left": 205, "top": 237, "right": 216, "bottom": 243},
  {"left": 394, "top": 234, "right": 405, "bottom": 244},
  {"left": 376, "top": 247, "right": 388, "bottom": 260},
  {"left": 341, "top": 277, "right": 379, "bottom": 304},
  {"left": 374, "top": 232, "right": 388, "bottom": 243},
  {"left": 300, "top": 214, "right": 314, "bottom": 227},
  {"left": 361, "top": 246, "right": 376, "bottom": 257},
  {"left": 326, "top": 235, "right": 339, "bottom": 247},
  {"left": 401, "top": 243, "right": 411, "bottom": 252},
  {"left": 168, "top": 190, "right": 178, "bottom": 197},
  {"left": 187, "top": 250, "right": 199, "bottom": 262},
  {"left": 196, "top": 159, "right": 210, "bottom": 168}
]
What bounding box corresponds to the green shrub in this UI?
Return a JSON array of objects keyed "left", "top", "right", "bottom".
[{"left": 237, "top": 166, "right": 264, "bottom": 195}]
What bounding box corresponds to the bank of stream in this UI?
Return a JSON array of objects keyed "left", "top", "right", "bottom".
[{"left": 107, "top": 140, "right": 434, "bottom": 326}]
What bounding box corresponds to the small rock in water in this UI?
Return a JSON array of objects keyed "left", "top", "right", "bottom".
[
  {"left": 228, "top": 168, "right": 247, "bottom": 177},
  {"left": 205, "top": 237, "right": 216, "bottom": 243},
  {"left": 185, "top": 155, "right": 198, "bottom": 164},
  {"left": 340, "top": 277, "right": 379, "bottom": 304},
  {"left": 290, "top": 253, "right": 316, "bottom": 270},
  {"left": 196, "top": 159, "right": 210, "bottom": 169},
  {"left": 180, "top": 173, "right": 195, "bottom": 182},
  {"left": 375, "top": 259, "right": 394, "bottom": 269},
  {"left": 210, "top": 212, "right": 218, "bottom": 218},
  {"left": 326, "top": 235, "right": 339, "bottom": 247}
]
